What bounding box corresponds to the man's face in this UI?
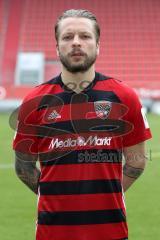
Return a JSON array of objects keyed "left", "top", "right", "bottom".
[{"left": 56, "top": 17, "right": 99, "bottom": 73}]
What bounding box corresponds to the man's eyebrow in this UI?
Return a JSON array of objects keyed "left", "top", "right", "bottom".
[
  {"left": 61, "top": 31, "right": 74, "bottom": 36},
  {"left": 62, "top": 31, "right": 92, "bottom": 35},
  {"left": 80, "top": 31, "right": 92, "bottom": 35}
]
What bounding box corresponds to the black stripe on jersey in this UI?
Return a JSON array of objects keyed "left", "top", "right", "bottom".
[
  {"left": 86, "top": 89, "right": 121, "bottom": 103},
  {"left": 37, "top": 90, "right": 121, "bottom": 111},
  {"left": 39, "top": 149, "right": 122, "bottom": 166},
  {"left": 54, "top": 89, "right": 121, "bottom": 104},
  {"left": 39, "top": 179, "right": 122, "bottom": 195},
  {"left": 37, "top": 118, "right": 127, "bottom": 137},
  {"left": 38, "top": 208, "right": 126, "bottom": 225}
]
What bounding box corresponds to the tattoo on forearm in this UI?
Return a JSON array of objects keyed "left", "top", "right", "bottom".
[
  {"left": 15, "top": 152, "right": 40, "bottom": 194},
  {"left": 123, "top": 164, "right": 144, "bottom": 179}
]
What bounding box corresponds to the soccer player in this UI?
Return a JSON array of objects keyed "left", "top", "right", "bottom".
[{"left": 13, "top": 9, "right": 152, "bottom": 240}]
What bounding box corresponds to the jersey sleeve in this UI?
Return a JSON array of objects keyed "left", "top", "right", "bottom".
[
  {"left": 13, "top": 94, "right": 39, "bottom": 155},
  {"left": 122, "top": 88, "right": 152, "bottom": 147}
]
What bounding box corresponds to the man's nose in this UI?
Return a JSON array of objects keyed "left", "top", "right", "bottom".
[{"left": 72, "top": 35, "right": 81, "bottom": 46}]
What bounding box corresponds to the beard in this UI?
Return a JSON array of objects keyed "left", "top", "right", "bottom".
[{"left": 58, "top": 49, "right": 97, "bottom": 73}]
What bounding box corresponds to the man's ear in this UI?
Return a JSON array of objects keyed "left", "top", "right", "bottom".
[
  {"left": 96, "top": 42, "right": 100, "bottom": 56},
  {"left": 56, "top": 43, "right": 60, "bottom": 57}
]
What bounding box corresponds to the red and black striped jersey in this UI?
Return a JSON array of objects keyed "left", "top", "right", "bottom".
[{"left": 13, "top": 72, "right": 152, "bottom": 240}]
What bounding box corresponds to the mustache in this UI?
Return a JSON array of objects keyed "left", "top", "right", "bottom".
[{"left": 69, "top": 49, "right": 86, "bottom": 56}]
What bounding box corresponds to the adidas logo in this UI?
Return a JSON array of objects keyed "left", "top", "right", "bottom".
[{"left": 48, "top": 110, "right": 61, "bottom": 120}]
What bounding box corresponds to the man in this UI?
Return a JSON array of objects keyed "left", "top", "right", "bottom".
[{"left": 13, "top": 9, "right": 152, "bottom": 240}]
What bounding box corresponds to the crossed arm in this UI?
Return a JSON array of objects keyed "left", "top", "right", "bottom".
[
  {"left": 122, "top": 141, "right": 147, "bottom": 192},
  {"left": 15, "top": 151, "right": 40, "bottom": 194}
]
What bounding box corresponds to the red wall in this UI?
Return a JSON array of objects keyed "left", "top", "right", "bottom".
[{"left": 1, "top": 0, "right": 160, "bottom": 99}]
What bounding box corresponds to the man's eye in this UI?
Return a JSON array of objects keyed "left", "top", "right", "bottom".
[
  {"left": 63, "top": 36, "right": 72, "bottom": 40},
  {"left": 82, "top": 35, "right": 91, "bottom": 39}
]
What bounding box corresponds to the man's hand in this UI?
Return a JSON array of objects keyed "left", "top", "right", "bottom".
[
  {"left": 123, "top": 142, "right": 147, "bottom": 192},
  {"left": 15, "top": 151, "right": 40, "bottom": 194}
]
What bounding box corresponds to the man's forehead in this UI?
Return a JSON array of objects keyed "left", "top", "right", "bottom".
[{"left": 59, "top": 17, "right": 94, "bottom": 33}]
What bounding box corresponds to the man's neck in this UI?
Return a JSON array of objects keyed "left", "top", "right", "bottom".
[{"left": 61, "top": 66, "right": 95, "bottom": 93}]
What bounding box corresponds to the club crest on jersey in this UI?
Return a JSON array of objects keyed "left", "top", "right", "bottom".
[{"left": 94, "top": 101, "right": 112, "bottom": 119}]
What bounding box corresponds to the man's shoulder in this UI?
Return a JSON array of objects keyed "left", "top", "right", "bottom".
[
  {"left": 97, "top": 72, "right": 139, "bottom": 103},
  {"left": 100, "top": 73, "right": 133, "bottom": 92},
  {"left": 23, "top": 75, "right": 61, "bottom": 102}
]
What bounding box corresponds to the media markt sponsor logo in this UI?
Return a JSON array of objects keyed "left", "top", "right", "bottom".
[{"left": 49, "top": 136, "right": 112, "bottom": 149}]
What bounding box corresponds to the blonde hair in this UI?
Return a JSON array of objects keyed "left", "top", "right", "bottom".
[{"left": 55, "top": 9, "right": 100, "bottom": 43}]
